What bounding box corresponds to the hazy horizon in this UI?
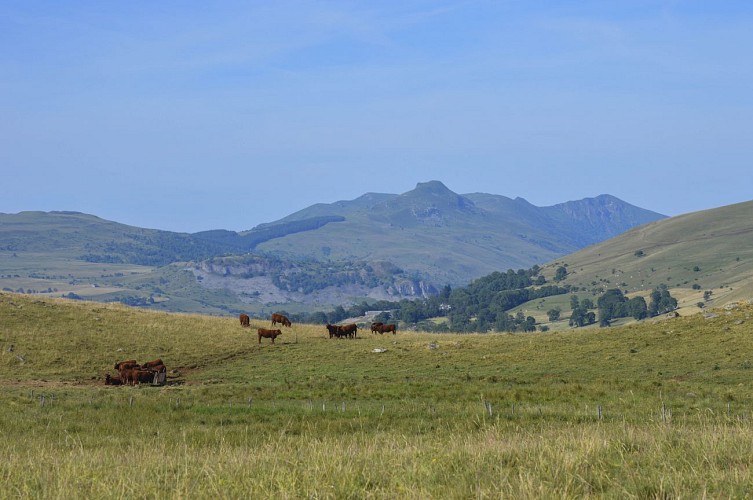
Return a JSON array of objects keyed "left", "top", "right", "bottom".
[{"left": 2, "top": 1, "right": 752, "bottom": 232}]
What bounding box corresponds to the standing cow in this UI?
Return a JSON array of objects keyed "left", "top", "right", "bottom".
[
  {"left": 339, "top": 323, "right": 358, "bottom": 338},
  {"left": 271, "top": 313, "right": 292, "bottom": 328},
  {"left": 376, "top": 324, "right": 397, "bottom": 335},
  {"left": 114, "top": 359, "right": 138, "bottom": 370},
  {"left": 239, "top": 313, "right": 250, "bottom": 327},
  {"left": 258, "top": 328, "right": 282, "bottom": 344}
]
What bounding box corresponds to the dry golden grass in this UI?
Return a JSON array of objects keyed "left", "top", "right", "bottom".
[{"left": 3, "top": 292, "right": 753, "bottom": 497}]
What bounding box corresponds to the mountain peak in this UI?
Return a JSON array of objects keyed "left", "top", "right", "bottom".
[
  {"left": 411, "top": 180, "right": 455, "bottom": 196},
  {"left": 401, "top": 180, "right": 476, "bottom": 215}
]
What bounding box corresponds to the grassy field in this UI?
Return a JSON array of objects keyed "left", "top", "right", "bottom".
[{"left": 2, "top": 292, "right": 753, "bottom": 497}]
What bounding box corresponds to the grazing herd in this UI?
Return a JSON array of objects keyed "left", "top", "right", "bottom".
[
  {"left": 105, "top": 358, "right": 167, "bottom": 386},
  {"left": 243, "top": 313, "right": 398, "bottom": 340},
  {"left": 104, "top": 312, "right": 399, "bottom": 386}
]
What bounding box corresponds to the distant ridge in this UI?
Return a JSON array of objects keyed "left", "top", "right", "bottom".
[
  {"left": 252, "top": 181, "right": 666, "bottom": 285},
  {"left": 0, "top": 181, "right": 668, "bottom": 313}
]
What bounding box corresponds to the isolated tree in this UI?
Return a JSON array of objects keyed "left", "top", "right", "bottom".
[
  {"left": 597, "top": 288, "right": 627, "bottom": 325},
  {"left": 585, "top": 311, "right": 596, "bottom": 325},
  {"left": 547, "top": 307, "right": 561, "bottom": 322},
  {"left": 554, "top": 266, "right": 568, "bottom": 282},
  {"left": 523, "top": 316, "right": 537, "bottom": 332},
  {"left": 648, "top": 285, "right": 678, "bottom": 317},
  {"left": 570, "top": 295, "right": 580, "bottom": 310},
  {"left": 569, "top": 307, "right": 586, "bottom": 327},
  {"left": 626, "top": 296, "right": 648, "bottom": 320}
]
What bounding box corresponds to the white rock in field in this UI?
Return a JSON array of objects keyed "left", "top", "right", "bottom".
[{"left": 371, "top": 348, "right": 387, "bottom": 353}]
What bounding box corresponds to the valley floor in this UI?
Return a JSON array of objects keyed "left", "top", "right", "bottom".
[{"left": 2, "top": 293, "right": 753, "bottom": 497}]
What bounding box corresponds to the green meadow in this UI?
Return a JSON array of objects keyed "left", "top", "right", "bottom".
[{"left": 2, "top": 292, "right": 753, "bottom": 498}]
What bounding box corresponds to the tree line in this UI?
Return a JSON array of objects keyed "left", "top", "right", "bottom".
[{"left": 293, "top": 266, "right": 678, "bottom": 334}]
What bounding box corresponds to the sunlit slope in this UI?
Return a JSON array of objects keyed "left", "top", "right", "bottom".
[
  {"left": 540, "top": 199, "right": 753, "bottom": 308},
  {"left": 255, "top": 181, "right": 664, "bottom": 286},
  {"left": 4, "top": 292, "right": 753, "bottom": 497},
  {"left": 3, "top": 291, "right": 753, "bottom": 412}
]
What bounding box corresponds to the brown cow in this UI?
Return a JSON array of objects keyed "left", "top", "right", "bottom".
[
  {"left": 120, "top": 367, "right": 160, "bottom": 386},
  {"left": 119, "top": 368, "right": 139, "bottom": 386},
  {"left": 239, "top": 313, "right": 250, "bottom": 327},
  {"left": 338, "top": 323, "right": 358, "bottom": 338},
  {"left": 258, "top": 328, "right": 282, "bottom": 344},
  {"left": 133, "top": 369, "right": 158, "bottom": 385},
  {"left": 370, "top": 322, "right": 384, "bottom": 334},
  {"left": 104, "top": 373, "right": 122, "bottom": 385},
  {"left": 326, "top": 324, "right": 347, "bottom": 338},
  {"left": 142, "top": 358, "right": 164, "bottom": 370},
  {"left": 114, "top": 359, "right": 138, "bottom": 370},
  {"left": 376, "top": 324, "right": 397, "bottom": 335},
  {"left": 271, "top": 313, "right": 292, "bottom": 328}
]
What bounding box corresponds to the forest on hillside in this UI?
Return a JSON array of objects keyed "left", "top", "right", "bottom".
[{"left": 291, "top": 266, "right": 678, "bottom": 333}]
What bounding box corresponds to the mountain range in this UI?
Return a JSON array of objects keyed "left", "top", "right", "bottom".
[
  {"left": 0, "top": 181, "right": 666, "bottom": 314},
  {"left": 248, "top": 180, "right": 665, "bottom": 285}
]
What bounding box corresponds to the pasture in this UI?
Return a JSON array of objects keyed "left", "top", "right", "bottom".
[{"left": 2, "top": 292, "right": 753, "bottom": 497}]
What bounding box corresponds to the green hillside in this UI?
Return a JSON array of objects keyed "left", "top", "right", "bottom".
[
  {"left": 528, "top": 199, "right": 753, "bottom": 327},
  {"left": 0, "top": 184, "right": 665, "bottom": 314},
  {"left": 254, "top": 181, "right": 665, "bottom": 285},
  {"left": 0, "top": 210, "right": 231, "bottom": 265},
  {"left": 2, "top": 292, "right": 753, "bottom": 496}
]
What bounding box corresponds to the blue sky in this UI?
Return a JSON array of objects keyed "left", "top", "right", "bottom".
[{"left": 2, "top": 1, "right": 752, "bottom": 232}]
